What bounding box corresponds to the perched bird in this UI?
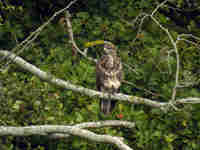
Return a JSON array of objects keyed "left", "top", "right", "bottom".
[{"left": 96, "top": 42, "right": 123, "bottom": 115}]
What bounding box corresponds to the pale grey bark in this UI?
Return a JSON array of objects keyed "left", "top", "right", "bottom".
[
  {"left": 0, "top": 125, "right": 132, "bottom": 150},
  {"left": 48, "top": 120, "right": 135, "bottom": 139},
  {"left": 0, "top": 50, "right": 167, "bottom": 109},
  {"left": 1, "top": 50, "right": 200, "bottom": 109},
  {"left": 74, "top": 120, "right": 135, "bottom": 128}
]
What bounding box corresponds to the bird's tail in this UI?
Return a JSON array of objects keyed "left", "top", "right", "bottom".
[{"left": 100, "top": 99, "right": 116, "bottom": 115}]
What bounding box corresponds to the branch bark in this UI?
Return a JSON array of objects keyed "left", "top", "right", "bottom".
[
  {"left": 43, "top": 120, "right": 135, "bottom": 139},
  {"left": 0, "top": 125, "right": 132, "bottom": 150},
  {"left": 74, "top": 120, "right": 135, "bottom": 128},
  {"left": 0, "top": 50, "right": 166, "bottom": 109},
  {"left": 131, "top": 0, "right": 181, "bottom": 109},
  {"left": 64, "top": 11, "right": 97, "bottom": 63},
  {"left": 0, "top": 50, "right": 199, "bottom": 110}
]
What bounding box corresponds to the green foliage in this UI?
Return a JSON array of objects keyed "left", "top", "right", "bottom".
[{"left": 0, "top": 0, "right": 200, "bottom": 150}]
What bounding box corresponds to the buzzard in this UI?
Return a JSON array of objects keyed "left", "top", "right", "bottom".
[{"left": 96, "top": 42, "right": 123, "bottom": 115}]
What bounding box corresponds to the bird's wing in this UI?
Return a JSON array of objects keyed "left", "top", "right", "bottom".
[
  {"left": 116, "top": 56, "right": 123, "bottom": 82},
  {"left": 96, "top": 55, "right": 108, "bottom": 91}
]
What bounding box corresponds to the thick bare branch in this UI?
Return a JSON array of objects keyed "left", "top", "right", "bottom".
[
  {"left": 1, "top": 50, "right": 199, "bottom": 108},
  {"left": 0, "top": 50, "right": 166, "bottom": 109},
  {"left": 0, "top": 125, "right": 132, "bottom": 150}
]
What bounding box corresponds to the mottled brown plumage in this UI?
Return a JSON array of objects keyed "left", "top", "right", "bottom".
[{"left": 96, "top": 42, "right": 122, "bottom": 115}]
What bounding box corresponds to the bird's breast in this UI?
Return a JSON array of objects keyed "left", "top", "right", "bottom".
[
  {"left": 105, "top": 55, "right": 114, "bottom": 69},
  {"left": 104, "top": 77, "right": 121, "bottom": 89}
]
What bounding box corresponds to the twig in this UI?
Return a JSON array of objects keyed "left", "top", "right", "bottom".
[
  {"left": 65, "top": 11, "right": 97, "bottom": 63},
  {"left": 132, "top": 14, "right": 149, "bottom": 43},
  {"left": 151, "top": 0, "right": 168, "bottom": 16},
  {"left": 130, "top": 0, "right": 180, "bottom": 108},
  {"left": 132, "top": 0, "right": 169, "bottom": 43},
  {"left": 49, "top": 120, "right": 135, "bottom": 139},
  {"left": 149, "top": 2, "right": 200, "bottom": 104},
  {"left": 122, "top": 80, "right": 165, "bottom": 99},
  {"left": 132, "top": 13, "right": 148, "bottom": 26},
  {"left": 123, "top": 63, "right": 139, "bottom": 75},
  {"left": 178, "top": 34, "right": 200, "bottom": 41},
  {"left": 150, "top": 16, "right": 180, "bottom": 102},
  {"left": 177, "top": 34, "right": 200, "bottom": 49},
  {"left": 148, "top": 0, "right": 180, "bottom": 102},
  {"left": 0, "top": 0, "right": 79, "bottom": 69},
  {"left": 178, "top": 39, "right": 200, "bottom": 49}
]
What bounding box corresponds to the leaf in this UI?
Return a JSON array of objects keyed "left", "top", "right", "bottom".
[
  {"left": 12, "top": 100, "right": 24, "bottom": 111},
  {"left": 165, "top": 134, "right": 177, "bottom": 143}
]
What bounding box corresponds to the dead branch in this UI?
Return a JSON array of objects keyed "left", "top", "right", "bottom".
[
  {"left": 65, "top": 11, "right": 97, "bottom": 63},
  {"left": 130, "top": 0, "right": 180, "bottom": 108},
  {"left": 1, "top": 50, "right": 200, "bottom": 109},
  {"left": 0, "top": 125, "right": 132, "bottom": 150},
  {"left": 0, "top": 0, "right": 78, "bottom": 69},
  {"left": 74, "top": 120, "right": 135, "bottom": 128},
  {"left": 48, "top": 120, "right": 135, "bottom": 139},
  {"left": 0, "top": 50, "right": 166, "bottom": 109}
]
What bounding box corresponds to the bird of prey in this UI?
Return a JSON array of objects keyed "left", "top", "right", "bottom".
[{"left": 96, "top": 42, "right": 123, "bottom": 115}]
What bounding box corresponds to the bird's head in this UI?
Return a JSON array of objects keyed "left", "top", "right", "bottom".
[{"left": 104, "top": 42, "right": 116, "bottom": 55}]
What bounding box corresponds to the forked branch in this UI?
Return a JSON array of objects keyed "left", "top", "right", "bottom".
[{"left": 0, "top": 125, "right": 132, "bottom": 150}]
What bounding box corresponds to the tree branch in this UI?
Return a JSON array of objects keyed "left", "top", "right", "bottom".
[
  {"left": 150, "top": 16, "right": 180, "bottom": 103},
  {"left": 176, "top": 34, "right": 200, "bottom": 49},
  {"left": 1, "top": 50, "right": 199, "bottom": 109},
  {"left": 0, "top": 125, "right": 132, "bottom": 150},
  {"left": 176, "top": 97, "right": 200, "bottom": 104},
  {"left": 47, "top": 120, "right": 135, "bottom": 139},
  {"left": 130, "top": 0, "right": 181, "bottom": 109},
  {"left": 0, "top": 0, "right": 79, "bottom": 69},
  {"left": 64, "top": 11, "right": 97, "bottom": 63},
  {"left": 149, "top": 0, "right": 180, "bottom": 102},
  {"left": 74, "top": 120, "right": 135, "bottom": 128},
  {"left": 0, "top": 50, "right": 166, "bottom": 109}
]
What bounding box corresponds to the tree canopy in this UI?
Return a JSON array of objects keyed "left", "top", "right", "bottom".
[{"left": 0, "top": 0, "right": 200, "bottom": 149}]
